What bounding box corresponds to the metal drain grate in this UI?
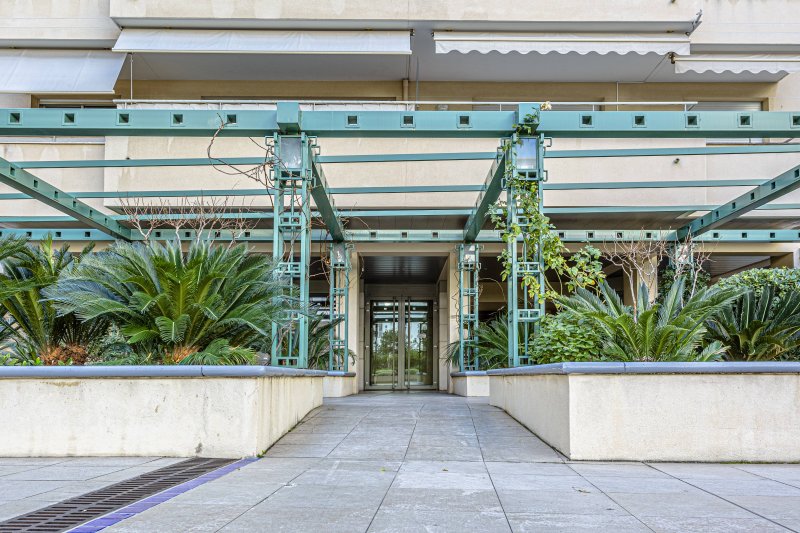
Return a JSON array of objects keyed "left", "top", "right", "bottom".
[{"left": 0, "top": 457, "right": 234, "bottom": 533}]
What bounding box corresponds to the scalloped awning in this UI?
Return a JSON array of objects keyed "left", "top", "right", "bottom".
[
  {"left": 433, "top": 32, "right": 690, "bottom": 56},
  {"left": 674, "top": 54, "right": 800, "bottom": 75}
]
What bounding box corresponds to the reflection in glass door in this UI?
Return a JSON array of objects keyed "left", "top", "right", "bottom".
[{"left": 369, "top": 298, "right": 434, "bottom": 389}]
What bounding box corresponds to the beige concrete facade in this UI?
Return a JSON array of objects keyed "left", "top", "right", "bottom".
[
  {"left": 0, "top": 373, "right": 324, "bottom": 458},
  {"left": 0, "top": 1, "right": 799, "bottom": 393},
  {"left": 489, "top": 371, "right": 800, "bottom": 462}
]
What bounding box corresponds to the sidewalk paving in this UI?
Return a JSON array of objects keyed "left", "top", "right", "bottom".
[{"left": 3, "top": 392, "right": 800, "bottom": 532}]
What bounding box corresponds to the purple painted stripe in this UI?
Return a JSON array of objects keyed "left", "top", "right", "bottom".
[{"left": 69, "top": 458, "right": 259, "bottom": 533}]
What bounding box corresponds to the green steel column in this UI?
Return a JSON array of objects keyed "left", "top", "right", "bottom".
[
  {"left": 506, "top": 134, "right": 545, "bottom": 367},
  {"left": 271, "top": 133, "right": 312, "bottom": 368},
  {"left": 328, "top": 242, "right": 352, "bottom": 372},
  {"left": 457, "top": 244, "right": 481, "bottom": 371}
]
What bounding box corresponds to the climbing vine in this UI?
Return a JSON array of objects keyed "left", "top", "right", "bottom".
[{"left": 490, "top": 114, "right": 605, "bottom": 302}]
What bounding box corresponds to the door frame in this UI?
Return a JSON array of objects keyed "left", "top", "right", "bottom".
[{"left": 364, "top": 284, "right": 439, "bottom": 391}]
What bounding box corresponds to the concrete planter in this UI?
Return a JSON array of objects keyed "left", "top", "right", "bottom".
[
  {"left": 0, "top": 366, "right": 326, "bottom": 459},
  {"left": 323, "top": 371, "right": 358, "bottom": 397},
  {"left": 449, "top": 371, "right": 490, "bottom": 397},
  {"left": 488, "top": 362, "right": 800, "bottom": 462}
]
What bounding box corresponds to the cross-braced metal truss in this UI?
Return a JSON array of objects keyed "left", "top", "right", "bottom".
[{"left": 0, "top": 103, "right": 798, "bottom": 370}]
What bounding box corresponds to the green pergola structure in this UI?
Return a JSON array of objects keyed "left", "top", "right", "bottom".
[{"left": 1, "top": 103, "right": 800, "bottom": 369}]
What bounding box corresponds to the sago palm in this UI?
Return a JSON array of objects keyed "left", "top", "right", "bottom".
[
  {"left": 707, "top": 287, "right": 800, "bottom": 361},
  {"left": 558, "top": 277, "right": 739, "bottom": 362},
  {"left": 0, "top": 236, "right": 105, "bottom": 364},
  {"left": 47, "top": 240, "right": 292, "bottom": 364}
]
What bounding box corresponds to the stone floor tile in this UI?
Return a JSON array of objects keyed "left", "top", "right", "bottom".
[
  {"left": 381, "top": 487, "right": 503, "bottom": 512},
  {"left": 587, "top": 475, "right": 699, "bottom": 494},
  {"left": 506, "top": 512, "right": 651, "bottom": 532},
  {"left": 399, "top": 460, "right": 489, "bottom": 474},
  {"left": 328, "top": 444, "right": 409, "bottom": 461},
  {"left": 609, "top": 491, "right": 757, "bottom": 518},
  {"left": 26, "top": 480, "right": 117, "bottom": 501},
  {"left": 392, "top": 470, "right": 494, "bottom": 490},
  {"left": 491, "top": 474, "right": 597, "bottom": 493},
  {"left": 410, "top": 434, "right": 480, "bottom": 447},
  {"left": 220, "top": 506, "right": 376, "bottom": 533},
  {"left": 0, "top": 458, "right": 68, "bottom": 466},
  {"left": 569, "top": 463, "right": 671, "bottom": 478},
  {"left": 367, "top": 508, "right": 511, "bottom": 533},
  {"left": 276, "top": 432, "right": 348, "bottom": 446},
  {"left": 0, "top": 465, "right": 44, "bottom": 477},
  {"left": 404, "top": 444, "right": 484, "bottom": 462},
  {"left": 104, "top": 503, "right": 252, "bottom": 532},
  {"left": 291, "top": 466, "right": 396, "bottom": 488},
  {"left": 639, "top": 515, "right": 790, "bottom": 533},
  {"left": 170, "top": 480, "right": 284, "bottom": 505},
  {"left": 0, "top": 498, "right": 59, "bottom": 521},
  {"left": 486, "top": 462, "right": 577, "bottom": 476},
  {"left": 2, "top": 465, "right": 128, "bottom": 481},
  {"left": 260, "top": 482, "right": 388, "bottom": 510},
  {"left": 57, "top": 457, "right": 163, "bottom": 467},
  {"left": 89, "top": 465, "right": 170, "bottom": 483},
  {"left": 688, "top": 478, "right": 800, "bottom": 497},
  {"left": 649, "top": 462, "right": 766, "bottom": 480},
  {"left": 774, "top": 518, "right": 800, "bottom": 531},
  {"left": 263, "top": 443, "right": 338, "bottom": 458},
  {"left": 0, "top": 480, "right": 70, "bottom": 500},
  {"left": 497, "top": 488, "right": 628, "bottom": 515},
  {"left": 480, "top": 446, "right": 563, "bottom": 463},
  {"left": 723, "top": 495, "right": 800, "bottom": 519},
  {"left": 733, "top": 464, "right": 800, "bottom": 484}
]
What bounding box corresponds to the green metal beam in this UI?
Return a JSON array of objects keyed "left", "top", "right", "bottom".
[
  {"left": 309, "top": 148, "right": 345, "bottom": 241},
  {"left": 2, "top": 228, "right": 798, "bottom": 244},
  {"left": 0, "top": 157, "right": 130, "bottom": 240},
  {"left": 463, "top": 145, "right": 508, "bottom": 242},
  {"left": 545, "top": 144, "right": 800, "bottom": 159},
  {"left": 674, "top": 163, "right": 800, "bottom": 241},
  {"left": 537, "top": 110, "right": 800, "bottom": 138},
  {"left": 0, "top": 180, "right": 778, "bottom": 201},
  {"left": 13, "top": 144, "right": 800, "bottom": 170},
  {"left": 15, "top": 152, "right": 497, "bottom": 170},
  {"left": 8, "top": 107, "right": 800, "bottom": 138},
  {"left": 0, "top": 108, "right": 516, "bottom": 138},
  {"left": 4, "top": 202, "right": 799, "bottom": 225}
]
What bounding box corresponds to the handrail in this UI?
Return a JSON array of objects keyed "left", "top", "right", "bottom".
[{"left": 115, "top": 99, "right": 700, "bottom": 111}]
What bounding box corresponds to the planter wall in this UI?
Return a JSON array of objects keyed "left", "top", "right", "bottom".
[
  {"left": 488, "top": 362, "right": 800, "bottom": 462},
  {"left": 0, "top": 366, "right": 325, "bottom": 459},
  {"left": 324, "top": 371, "right": 358, "bottom": 397},
  {"left": 449, "top": 371, "right": 490, "bottom": 397}
]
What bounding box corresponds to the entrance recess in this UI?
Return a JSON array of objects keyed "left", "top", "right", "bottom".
[{"left": 368, "top": 298, "right": 435, "bottom": 390}]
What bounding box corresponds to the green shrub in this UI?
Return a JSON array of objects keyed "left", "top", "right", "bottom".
[
  {"left": 707, "top": 287, "right": 800, "bottom": 361},
  {"left": 0, "top": 236, "right": 108, "bottom": 365},
  {"left": 557, "top": 277, "right": 739, "bottom": 362},
  {"left": 716, "top": 268, "right": 800, "bottom": 299},
  {"left": 46, "top": 240, "right": 291, "bottom": 365},
  {"left": 529, "top": 312, "right": 602, "bottom": 364}
]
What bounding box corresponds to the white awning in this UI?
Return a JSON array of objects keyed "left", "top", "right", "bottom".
[
  {"left": 433, "top": 32, "right": 690, "bottom": 56},
  {"left": 674, "top": 54, "right": 800, "bottom": 74},
  {"left": 113, "top": 29, "right": 411, "bottom": 55},
  {"left": 0, "top": 50, "right": 126, "bottom": 94}
]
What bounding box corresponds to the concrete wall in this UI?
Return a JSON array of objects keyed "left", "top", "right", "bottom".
[
  {"left": 449, "top": 372, "right": 490, "bottom": 397},
  {"left": 323, "top": 372, "right": 358, "bottom": 397},
  {"left": 0, "top": 366, "right": 324, "bottom": 458},
  {"left": 489, "top": 363, "right": 800, "bottom": 462}
]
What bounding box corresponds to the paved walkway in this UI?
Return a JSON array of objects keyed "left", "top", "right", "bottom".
[
  {"left": 0, "top": 457, "right": 186, "bottom": 522},
  {"left": 3, "top": 392, "right": 800, "bottom": 532}
]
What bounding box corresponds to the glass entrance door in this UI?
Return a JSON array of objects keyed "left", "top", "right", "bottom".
[{"left": 369, "top": 298, "right": 434, "bottom": 389}]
